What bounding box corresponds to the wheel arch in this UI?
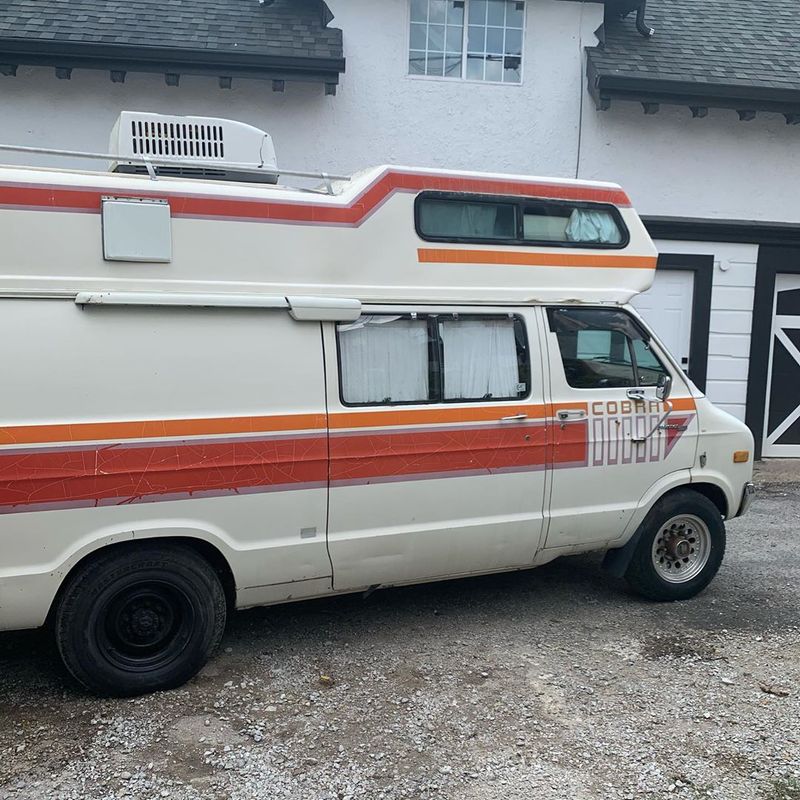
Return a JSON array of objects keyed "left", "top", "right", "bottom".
[
  {"left": 681, "top": 482, "right": 728, "bottom": 518},
  {"left": 603, "top": 474, "right": 726, "bottom": 578},
  {"left": 46, "top": 535, "right": 237, "bottom": 626}
]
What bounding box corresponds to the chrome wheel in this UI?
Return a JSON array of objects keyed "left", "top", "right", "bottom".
[{"left": 651, "top": 514, "right": 712, "bottom": 583}]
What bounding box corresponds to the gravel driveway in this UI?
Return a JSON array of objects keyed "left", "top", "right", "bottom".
[{"left": 1, "top": 463, "right": 799, "bottom": 800}]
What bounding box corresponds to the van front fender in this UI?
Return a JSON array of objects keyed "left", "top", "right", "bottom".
[{"left": 602, "top": 469, "right": 693, "bottom": 578}]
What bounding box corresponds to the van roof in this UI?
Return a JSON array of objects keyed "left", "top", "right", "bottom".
[{"left": 0, "top": 163, "right": 657, "bottom": 305}]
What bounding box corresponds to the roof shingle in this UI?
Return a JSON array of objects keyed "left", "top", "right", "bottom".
[
  {"left": 589, "top": 0, "right": 800, "bottom": 93},
  {"left": 0, "top": 0, "right": 343, "bottom": 67}
]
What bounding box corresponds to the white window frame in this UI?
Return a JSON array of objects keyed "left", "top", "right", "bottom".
[{"left": 407, "top": 0, "right": 526, "bottom": 86}]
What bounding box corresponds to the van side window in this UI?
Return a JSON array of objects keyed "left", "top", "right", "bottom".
[
  {"left": 417, "top": 198, "right": 517, "bottom": 240},
  {"left": 523, "top": 203, "right": 623, "bottom": 245},
  {"left": 337, "top": 314, "right": 530, "bottom": 406},
  {"left": 415, "top": 192, "right": 629, "bottom": 249},
  {"left": 338, "top": 316, "right": 433, "bottom": 404},
  {"left": 439, "top": 317, "right": 528, "bottom": 401},
  {"left": 547, "top": 307, "right": 668, "bottom": 390}
]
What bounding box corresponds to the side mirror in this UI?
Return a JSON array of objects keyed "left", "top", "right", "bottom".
[{"left": 656, "top": 372, "right": 672, "bottom": 401}]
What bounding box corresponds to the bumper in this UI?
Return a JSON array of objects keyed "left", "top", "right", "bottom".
[{"left": 736, "top": 481, "right": 756, "bottom": 517}]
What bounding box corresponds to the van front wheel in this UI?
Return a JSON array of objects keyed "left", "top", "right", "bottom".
[
  {"left": 55, "top": 544, "right": 227, "bottom": 696},
  {"left": 624, "top": 490, "right": 726, "bottom": 601}
]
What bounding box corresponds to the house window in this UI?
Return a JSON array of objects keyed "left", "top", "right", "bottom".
[{"left": 409, "top": 0, "right": 525, "bottom": 84}]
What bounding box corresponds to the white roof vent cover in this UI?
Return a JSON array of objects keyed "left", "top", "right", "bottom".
[{"left": 109, "top": 111, "right": 278, "bottom": 184}]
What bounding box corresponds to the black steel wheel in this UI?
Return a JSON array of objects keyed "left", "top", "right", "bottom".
[{"left": 55, "top": 543, "right": 227, "bottom": 696}]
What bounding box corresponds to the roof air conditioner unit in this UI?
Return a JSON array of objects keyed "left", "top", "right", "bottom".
[{"left": 109, "top": 111, "right": 279, "bottom": 184}]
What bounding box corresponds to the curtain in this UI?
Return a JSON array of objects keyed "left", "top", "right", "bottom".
[
  {"left": 421, "top": 200, "right": 508, "bottom": 238},
  {"left": 439, "top": 318, "right": 519, "bottom": 400},
  {"left": 565, "top": 209, "right": 622, "bottom": 244},
  {"left": 338, "top": 316, "right": 429, "bottom": 403}
]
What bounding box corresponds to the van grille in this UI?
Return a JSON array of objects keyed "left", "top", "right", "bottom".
[{"left": 130, "top": 120, "right": 225, "bottom": 160}]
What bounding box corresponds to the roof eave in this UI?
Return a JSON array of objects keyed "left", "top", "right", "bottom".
[
  {"left": 0, "top": 38, "right": 345, "bottom": 86},
  {"left": 587, "top": 54, "right": 800, "bottom": 119}
]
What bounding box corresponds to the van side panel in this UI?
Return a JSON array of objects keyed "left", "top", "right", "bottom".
[
  {"left": 0, "top": 301, "right": 331, "bottom": 631},
  {"left": 323, "top": 307, "right": 549, "bottom": 590}
]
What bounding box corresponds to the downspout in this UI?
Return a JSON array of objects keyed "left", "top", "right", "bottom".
[
  {"left": 575, "top": 2, "right": 586, "bottom": 179},
  {"left": 635, "top": 1, "right": 655, "bottom": 38}
]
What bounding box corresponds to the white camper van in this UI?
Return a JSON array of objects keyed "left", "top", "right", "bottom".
[{"left": 0, "top": 113, "right": 754, "bottom": 696}]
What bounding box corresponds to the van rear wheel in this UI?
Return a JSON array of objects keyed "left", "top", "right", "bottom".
[
  {"left": 624, "top": 490, "right": 726, "bottom": 601},
  {"left": 55, "top": 544, "right": 226, "bottom": 696}
]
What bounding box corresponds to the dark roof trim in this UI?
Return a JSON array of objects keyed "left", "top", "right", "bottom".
[
  {"left": 643, "top": 216, "right": 800, "bottom": 247},
  {"left": 0, "top": 39, "right": 345, "bottom": 86},
  {"left": 587, "top": 57, "right": 800, "bottom": 118}
]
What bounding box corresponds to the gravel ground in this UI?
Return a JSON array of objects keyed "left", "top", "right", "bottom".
[{"left": 1, "top": 462, "right": 799, "bottom": 800}]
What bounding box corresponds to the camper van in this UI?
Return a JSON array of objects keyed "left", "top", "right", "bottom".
[{"left": 0, "top": 113, "right": 754, "bottom": 696}]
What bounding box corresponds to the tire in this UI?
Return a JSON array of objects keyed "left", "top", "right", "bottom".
[
  {"left": 624, "top": 489, "right": 726, "bottom": 602},
  {"left": 54, "top": 543, "right": 227, "bottom": 696}
]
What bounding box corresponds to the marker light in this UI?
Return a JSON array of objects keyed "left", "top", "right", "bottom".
[{"left": 733, "top": 451, "right": 750, "bottom": 463}]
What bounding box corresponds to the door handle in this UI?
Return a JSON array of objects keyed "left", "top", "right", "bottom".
[
  {"left": 500, "top": 413, "right": 528, "bottom": 422},
  {"left": 556, "top": 409, "right": 587, "bottom": 422}
]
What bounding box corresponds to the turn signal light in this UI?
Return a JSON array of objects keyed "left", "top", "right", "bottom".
[{"left": 733, "top": 451, "right": 750, "bottom": 463}]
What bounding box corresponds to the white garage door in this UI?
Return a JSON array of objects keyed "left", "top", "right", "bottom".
[
  {"left": 630, "top": 269, "right": 694, "bottom": 372},
  {"left": 763, "top": 274, "right": 800, "bottom": 458}
]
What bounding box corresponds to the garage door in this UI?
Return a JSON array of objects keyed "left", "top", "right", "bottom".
[
  {"left": 630, "top": 269, "right": 694, "bottom": 373},
  {"left": 763, "top": 274, "right": 800, "bottom": 457}
]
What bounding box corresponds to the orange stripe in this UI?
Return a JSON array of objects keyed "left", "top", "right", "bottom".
[
  {"left": 0, "top": 413, "right": 327, "bottom": 447},
  {"left": 0, "top": 399, "right": 691, "bottom": 447},
  {"left": 418, "top": 248, "right": 656, "bottom": 270},
  {"left": 0, "top": 405, "right": 569, "bottom": 446},
  {"left": 330, "top": 404, "right": 558, "bottom": 430},
  {"left": 669, "top": 397, "right": 697, "bottom": 411}
]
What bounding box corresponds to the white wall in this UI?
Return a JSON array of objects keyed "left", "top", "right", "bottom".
[
  {"left": 580, "top": 103, "right": 800, "bottom": 224},
  {"left": 654, "top": 239, "right": 759, "bottom": 423},
  {"left": 0, "top": 0, "right": 601, "bottom": 181}
]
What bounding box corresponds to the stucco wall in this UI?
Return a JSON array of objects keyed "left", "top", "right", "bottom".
[
  {"left": 579, "top": 103, "right": 800, "bottom": 224},
  {"left": 0, "top": 0, "right": 600, "bottom": 181}
]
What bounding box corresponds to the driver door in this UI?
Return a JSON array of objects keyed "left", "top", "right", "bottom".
[{"left": 542, "top": 305, "right": 697, "bottom": 548}]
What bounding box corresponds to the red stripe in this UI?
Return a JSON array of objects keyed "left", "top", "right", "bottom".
[
  {"left": 329, "top": 422, "right": 587, "bottom": 482},
  {"left": 0, "top": 170, "right": 631, "bottom": 225},
  {"left": 0, "top": 421, "right": 586, "bottom": 512},
  {"left": 0, "top": 436, "right": 328, "bottom": 512}
]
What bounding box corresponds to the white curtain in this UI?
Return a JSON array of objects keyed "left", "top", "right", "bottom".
[
  {"left": 338, "top": 316, "right": 429, "bottom": 403},
  {"left": 439, "top": 318, "right": 520, "bottom": 400},
  {"left": 565, "top": 209, "right": 622, "bottom": 244}
]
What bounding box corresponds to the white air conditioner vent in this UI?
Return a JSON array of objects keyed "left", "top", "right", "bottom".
[
  {"left": 130, "top": 118, "right": 226, "bottom": 160},
  {"left": 109, "top": 111, "right": 278, "bottom": 184}
]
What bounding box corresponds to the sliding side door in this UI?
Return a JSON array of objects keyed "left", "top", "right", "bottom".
[{"left": 324, "top": 307, "right": 548, "bottom": 591}]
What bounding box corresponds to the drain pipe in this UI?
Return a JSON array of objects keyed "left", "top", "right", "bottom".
[
  {"left": 605, "top": 1, "right": 655, "bottom": 38},
  {"left": 635, "top": 1, "right": 655, "bottom": 38}
]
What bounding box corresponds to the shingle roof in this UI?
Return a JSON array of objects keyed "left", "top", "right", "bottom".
[
  {"left": 588, "top": 0, "right": 800, "bottom": 114},
  {"left": 0, "top": 0, "right": 341, "bottom": 60},
  {"left": 0, "top": 0, "right": 344, "bottom": 82}
]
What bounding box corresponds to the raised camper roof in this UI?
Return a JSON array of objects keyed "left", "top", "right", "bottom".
[{"left": 0, "top": 117, "right": 657, "bottom": 308}]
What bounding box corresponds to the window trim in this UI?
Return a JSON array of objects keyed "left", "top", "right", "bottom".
[
  {"left": 546, "top": 305, "right": 670, "bottom": 391},
  {"left": 336, "top": 312, "right": 532, "bottom": 407},
  {"left": 414, "top": 191, "right": 631, "bottom": 250},
  {"left": 407, "top": 0, "right": 526, "bottom": 86}
]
